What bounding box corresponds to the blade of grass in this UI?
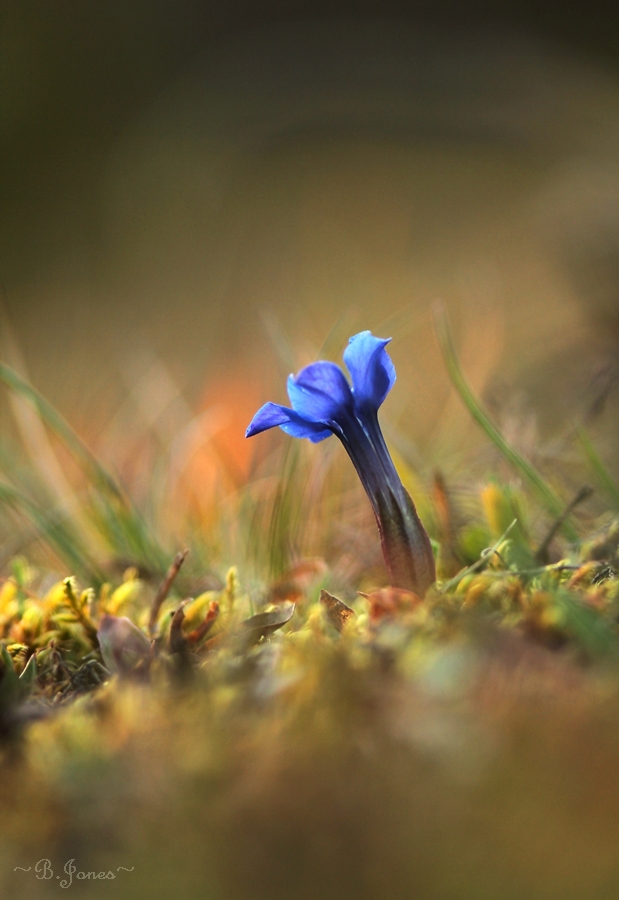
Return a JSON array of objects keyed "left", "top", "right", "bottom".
[
  {"left": 0, "top": 314, "right": 81, "bottom": 515},
  {"left": 149, "top": 549, "right": 189, "bottom": 635},
  {"left": 267, "top": 441, "right": 302, "bottom": 581},
  {"left": 554, "top": 587, "right": 619, "bottom": 659},
  {"left": 0, "top": 362, "right": 122, "bottom": 501},
  {"left": 0, "top": 482, "right": 104, "bottom": 581},
  {"left": 0, "top": 362, "right": 168, "bottom": 571},
  {"left": 432, "top": 302, "right": 578, "bottom": 541},
  {"left": 535, "top": 485, "right": 593, "bottom": 563},
  {"left": 576, "top": 426, "right": 619, "bottom": 510},
  {"left": 88, "top": 493, "right": 169, "bottom": 573}
]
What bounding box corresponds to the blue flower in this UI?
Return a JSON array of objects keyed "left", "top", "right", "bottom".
[{"left": 246, "top": 331, "right": 435, "bottom": 596}]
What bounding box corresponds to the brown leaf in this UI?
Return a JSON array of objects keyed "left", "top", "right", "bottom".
[{"left": 319, "top": 590, "right": 355, "bottom": 633}]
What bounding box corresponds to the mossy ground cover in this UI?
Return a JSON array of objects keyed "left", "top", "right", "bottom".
[{"left": 2, "top": 324, "right": 619, "bottom": 899}]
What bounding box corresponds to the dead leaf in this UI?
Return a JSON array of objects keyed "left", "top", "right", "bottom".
[
  {"left": 319, "top": 590, "right": 355, "bottom": 632},
  {"left": 241, "top": 603, "right": 295, "bottom": 644}
]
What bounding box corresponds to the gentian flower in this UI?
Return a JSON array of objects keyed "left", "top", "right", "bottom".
[{"left": 246, "top": 332, "right": 436, "bottom": 597}]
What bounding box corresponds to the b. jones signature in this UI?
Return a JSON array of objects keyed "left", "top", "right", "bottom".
[{"left": 14, "top": 859, "right": 134, "bottom": 888}]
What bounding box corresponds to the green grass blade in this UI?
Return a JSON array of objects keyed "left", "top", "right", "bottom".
[
  {"left": 0, "top": 482, "right": 104, "bottom": 581},
  {"left": 554, "top": 588, "right": 619, "bottom": 659},
  {"left": 0, "top": 362, "right": 122, "bottom": 501},
  {"left": 576, "top": 426, "right": 619, "bottom": 510},
  {"left": 267, "top": 441, "right": 302, "bottom": 581},
  {"left": 0, "top": 362, "right": 169, "bottom": 571},
  {"left": 432, "top": 303, "right": 578, "bottom": 541}
]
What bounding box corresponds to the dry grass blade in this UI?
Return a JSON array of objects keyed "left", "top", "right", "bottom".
[
  {"left": 169, "top": 600, "right": 191, "bottom": 654},
  {"left": 535, "top": 486, "right": 594, "bottom": 564},
  {"left": 149, "top": 549, "right": 189, "bottom": 635}
]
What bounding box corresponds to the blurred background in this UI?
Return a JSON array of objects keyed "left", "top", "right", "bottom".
[{"left": 2, "top": 0, "right": 619, "bottom": 544}]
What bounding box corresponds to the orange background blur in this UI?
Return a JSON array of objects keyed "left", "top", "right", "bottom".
[{"left": 2, "top": 2, "right": 619, "bottom": 480}]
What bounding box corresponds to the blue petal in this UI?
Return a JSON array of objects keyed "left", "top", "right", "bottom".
[
  {"left": 246, "top": 402, "right": 292, "bottom": 437},
  {"left": 246, "top": 402, "right": 332, "bottom": 443},
  {"left": 343, "top": 331, "right": 396, "bottom": 411},
  {"left": 287, "top": 361, "right": 354, "bottom": 423},
  {"left": 279, "top": 417, "right": 332, "bottom": 443}
]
